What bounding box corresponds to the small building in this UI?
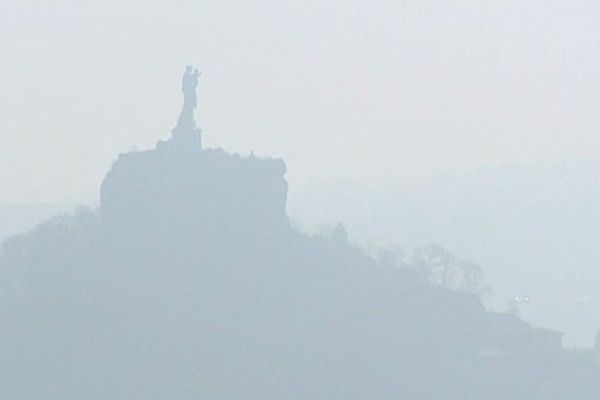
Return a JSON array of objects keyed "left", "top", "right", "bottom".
[{"left": 479, "top": 312, "right": 563, "bottom": 358}]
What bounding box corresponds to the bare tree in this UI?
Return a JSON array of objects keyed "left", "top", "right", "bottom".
[
  {"left": 410, "top": 244, "right": 456, "bottom": 288},
  {"left": 409, "top": 244, "right": 490, "bottom": 297}
]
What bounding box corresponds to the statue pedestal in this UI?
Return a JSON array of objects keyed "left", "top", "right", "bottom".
[{"left": 172, "top": 126, "right": 202, "bottom": 150}]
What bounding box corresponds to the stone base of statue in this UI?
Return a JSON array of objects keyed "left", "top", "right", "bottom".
[{"left": 172, "top": 125, "right": 202, "bottom": 149}]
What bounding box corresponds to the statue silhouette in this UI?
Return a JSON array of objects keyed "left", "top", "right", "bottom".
[
  {"left": 180, "top": 66, "right": 200, "bottom": 118},
  {"left": 172, "top": 65, "right": 202, "bottom": 148}
]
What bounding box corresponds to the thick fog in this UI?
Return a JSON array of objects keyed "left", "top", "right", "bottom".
[
  {"left": 3, "top": 1, "right": 600, "bottom": 203},
  {"left": 4, "top": 0, "right": 600, "bottom": 346},
  {"left": 2, "top": 1, "right": 600, "bottom": 398}
]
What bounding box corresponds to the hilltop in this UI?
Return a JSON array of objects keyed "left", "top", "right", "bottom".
[{"left": 0, "top": 68, "right": 597, "bottom": 399}]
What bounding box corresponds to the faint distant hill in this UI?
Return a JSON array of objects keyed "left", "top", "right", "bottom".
[
  {"left": 0, "top": 68, "right": 597, "bottom": 399},
  {"left": 0, "top": 202, "right": 75, "bottom": 243},
  {"left": 289, "top": 160, "right": 600, "bottom": 346}
]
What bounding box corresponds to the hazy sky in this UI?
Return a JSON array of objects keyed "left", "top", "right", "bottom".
[
  {"left": 4, "top": 1, "right": 600, "bottom": 349},
  {"left": 2, "top": 0, "right": 600, "bottom": 204}
]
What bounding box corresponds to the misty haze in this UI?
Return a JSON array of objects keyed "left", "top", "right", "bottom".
[{"left": 2, "top": 1, "right": 600, "bottom": 399}]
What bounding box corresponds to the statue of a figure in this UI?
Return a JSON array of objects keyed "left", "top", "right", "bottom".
[
  {"left": 172, "top": 65, "right": 202, "bottom": 148},
  {"left": 182, "top": 65, "right": 200, "bottom": 110}
]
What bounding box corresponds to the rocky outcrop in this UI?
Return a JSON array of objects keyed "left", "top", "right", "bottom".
[
  {"left": 100, "top": 143, "right": 289, "bottom": 248},
  {"left": 100, "top": 66, "right": 289, "bottom": 250}
]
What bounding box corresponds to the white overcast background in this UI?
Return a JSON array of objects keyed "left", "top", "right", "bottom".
[{"left": 2, "top": 0, "right": 600, "bottom": 346}]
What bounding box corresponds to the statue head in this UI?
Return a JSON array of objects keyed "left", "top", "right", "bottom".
[{"left": 183, "top": 65, "right": 200, "bottom": 92}]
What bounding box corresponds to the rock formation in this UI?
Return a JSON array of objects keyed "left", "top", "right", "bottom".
[{"left": 100, "top": 67, "right": 289, "bottom": 251}]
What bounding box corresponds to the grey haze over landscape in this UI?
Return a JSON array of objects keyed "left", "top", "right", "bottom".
[
  {"left": 3, "top": 0, "right": 600, "bottom": 346},
  {"left": 4, "top": 1, "right": 600, "bottom": 204},
  {"left": 2, "top": 2, "right": 600, "bottom": 397}
]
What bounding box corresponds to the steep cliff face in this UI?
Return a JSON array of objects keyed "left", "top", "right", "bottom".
[{"left": 100, "top": 142, "right": 289, "bottom": 249}]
